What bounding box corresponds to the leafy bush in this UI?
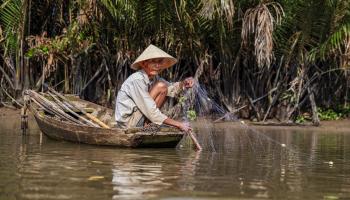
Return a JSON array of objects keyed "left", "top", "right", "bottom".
[
  {"left": 317, "top": 108, "right": 342, "bottom": 120},
  {"left": 296, "top": 105, "right": 350, "bottom": 122},
  {"left": 295, "top": 115, "right": 306, "bottom": 123}
]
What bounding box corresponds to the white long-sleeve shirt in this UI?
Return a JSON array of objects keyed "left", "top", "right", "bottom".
[{"left": 115, "top": 70, "right": 181, "bottom": 127}]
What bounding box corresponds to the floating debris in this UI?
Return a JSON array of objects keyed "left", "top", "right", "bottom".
[
  {"left": 91, "top": 161, "right": 103, "bottom": 164},
  {"left": 88, "top": 176, "right": 105, "bottom": 181}
]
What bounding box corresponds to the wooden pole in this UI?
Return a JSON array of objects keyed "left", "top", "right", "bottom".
[
  {"left": 47, "top": 86, "right": 110, "bottom": 129},
  {"left": 48, "top": 92, "right": 99, "bottom": 127},
  {"left": 21, "top": 103, "right": 28, "bottom": 135},
  {"left": 188, "top": 130, "right": 202, "bottom": 151},
  {"left": 27, "top": 90, "right": 83, "bottom": 124}
]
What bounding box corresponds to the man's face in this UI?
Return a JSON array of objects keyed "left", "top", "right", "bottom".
[{"left": 141, "top": 58, "right": 164, "bottom": 77}]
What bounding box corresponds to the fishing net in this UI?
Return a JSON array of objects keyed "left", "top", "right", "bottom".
[{"left": 174, "top": 81, "right": 295, "bottom": 159}]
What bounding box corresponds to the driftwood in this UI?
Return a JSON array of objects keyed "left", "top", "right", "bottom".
[
  {"left": 250, "top": 121, "right": 314, "bottom": 126},
  {"left": 262, "top": 93, "right": 278, "bottom": 122},
  {"left": 0, "top": 80, "right": 23, "bottom": 108},
  {"left": 214, "top": 87, "right": 278, "bottom": 122},
  {"left": 247, "top": 94, "right": 262, "bottom": 121},
  {"left": 0, "top": 65, "right": 15, "bottom": 89}
]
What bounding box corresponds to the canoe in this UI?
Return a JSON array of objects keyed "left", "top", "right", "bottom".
[{"left": 26, "top": 93, "right": 184, "bottom": 148}]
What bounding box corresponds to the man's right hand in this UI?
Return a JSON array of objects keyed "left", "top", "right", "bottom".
[
  {"left": 178, "top": 121, "right": 192, "bottom": 132},
  {"left": 163, "top": 118, "right": 192, "bottom": 132}
]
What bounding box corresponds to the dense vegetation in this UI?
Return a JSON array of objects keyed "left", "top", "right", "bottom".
[{"left": 0, "top": 0, "right": 349, "bottom": 123}]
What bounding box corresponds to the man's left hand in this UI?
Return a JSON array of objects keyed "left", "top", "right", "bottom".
[{"left": 182, "top": 77, "right": 195, "bottom": 88}]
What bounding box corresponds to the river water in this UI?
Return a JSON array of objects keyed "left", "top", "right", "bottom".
[{"left": 1, "top": 112, "right": 350, "bottom": 200}]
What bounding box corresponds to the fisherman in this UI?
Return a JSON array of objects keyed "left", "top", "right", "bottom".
[{"left": 115, "top": 44, "right": 194, "bottom": 132}]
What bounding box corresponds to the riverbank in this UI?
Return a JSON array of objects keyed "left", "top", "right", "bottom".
[
  {"left": 212, "top": 120, "right": 350, "bottom": 133},
  {"left": 1, "top": 107, "right": 349, "bottom": 133}
]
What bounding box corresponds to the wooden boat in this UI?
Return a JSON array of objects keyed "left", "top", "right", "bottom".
[{"left": 25, "top": 92, "right": 184, "bottom": 148}]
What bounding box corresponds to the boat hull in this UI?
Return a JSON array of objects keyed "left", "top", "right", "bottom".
[
  {"left": 25, "top": 92, "right": 184, "bottom": 148},
  {"left": 34, "top": 112, "right": 184, "bottom": 148}
]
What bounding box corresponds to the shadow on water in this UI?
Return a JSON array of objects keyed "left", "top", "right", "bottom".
[{"left": 1, "top": 96, "right": 350, "bottom": 200}]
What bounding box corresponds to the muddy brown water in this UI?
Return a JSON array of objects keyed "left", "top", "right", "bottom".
[{"left": 1, "top": 109, "right": 350, "bottom": 200}]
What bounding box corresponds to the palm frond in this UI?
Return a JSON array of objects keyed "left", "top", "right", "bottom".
[
  {"left": 241, "top": 2, "right": 284, "bottom": 69},
  {"left": 199, "top": 0, "right": 235, "bottom": 28},
  {"left": 99, "top": 0, "right": 136, "bottom": 23},
  {"left": 309, "top": 23, "right": 350, "bottom": 68},
  {"left": 0, "top": 0, "right": 22, "bottom": 56},
  {"left": 0, "top": 0, "right": 21, "bottom": 29}
]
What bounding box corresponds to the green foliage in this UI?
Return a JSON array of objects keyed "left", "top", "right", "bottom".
[
  {"left": 186, "top": 109, "right": 197, "bottom": 121},
  {"left": 25, "top": 21, "right": 93, "bottom": 58},
  {"left": 340, "top": 105, "right": 350, "bottom": 116},
  {"left": 317, "top": 108, "right": 342, "bottom": 121},
  {"left": 295, "top": 115, "right": 306, "bottom": 123},
  {"left": 334, "top": 105, "right": 350, "bottom": 118},
  {"left": 297, "top": 105, "right": 350, "bottom": 122},
  {"left": 296, "top": 105, "right": 350, "bottom": 122},
  {"left": 179, "top": 95, "right": 197, "bottom": 121},
  {"left": 25, "top": 45, "right": 50, "bottom": 58}
]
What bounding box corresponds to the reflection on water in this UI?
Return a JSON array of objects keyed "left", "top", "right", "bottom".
[
  {"left": 1, "top": 115, "right": 350, "bottom": 200},
  {"left": 111, "top": 154, "right": 175, "bottom": 199}
]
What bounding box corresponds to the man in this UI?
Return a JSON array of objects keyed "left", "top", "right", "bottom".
[{"left": 115, "top": 44, "right": 194, "bottom": 132}]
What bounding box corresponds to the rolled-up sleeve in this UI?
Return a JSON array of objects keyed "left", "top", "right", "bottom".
[
  {"left": 167, "top": 81, "right": 182, "bottom": 97},
  {"left": 130, "top": 79, "right": 168, "bottom": 125}
]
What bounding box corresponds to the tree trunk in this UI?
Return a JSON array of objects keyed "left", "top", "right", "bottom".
[
  {"left": 308, "top": 86, "right": 320, "bottom": 126},
  {"left": 64, "top": 64, "right": 70, "bottom": 93},
  {"left": 23, "top": 0, "right": 31, "bottom": 90}
]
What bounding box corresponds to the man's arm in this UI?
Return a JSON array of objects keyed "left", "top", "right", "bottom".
[
  {"left": 166, "top": 77, "right": 195, "bottom": 97},
  {"left": 130, "top": 79, "right": 192, "bottom": 131},
  {"left": 163, "top": 118, "right": 192, "bottom": 132}
]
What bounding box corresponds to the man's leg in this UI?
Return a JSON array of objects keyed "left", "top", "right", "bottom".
[
  {"left": 149, "top": 81, "right": 168, "bottom": 108},
  {"left": 141, "top": 81, "right": 168, "bottom": 126}
]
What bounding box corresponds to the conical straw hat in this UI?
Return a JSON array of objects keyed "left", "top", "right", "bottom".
[{"left": 131, "top": 44, "right": 177, "bottom": 70}]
